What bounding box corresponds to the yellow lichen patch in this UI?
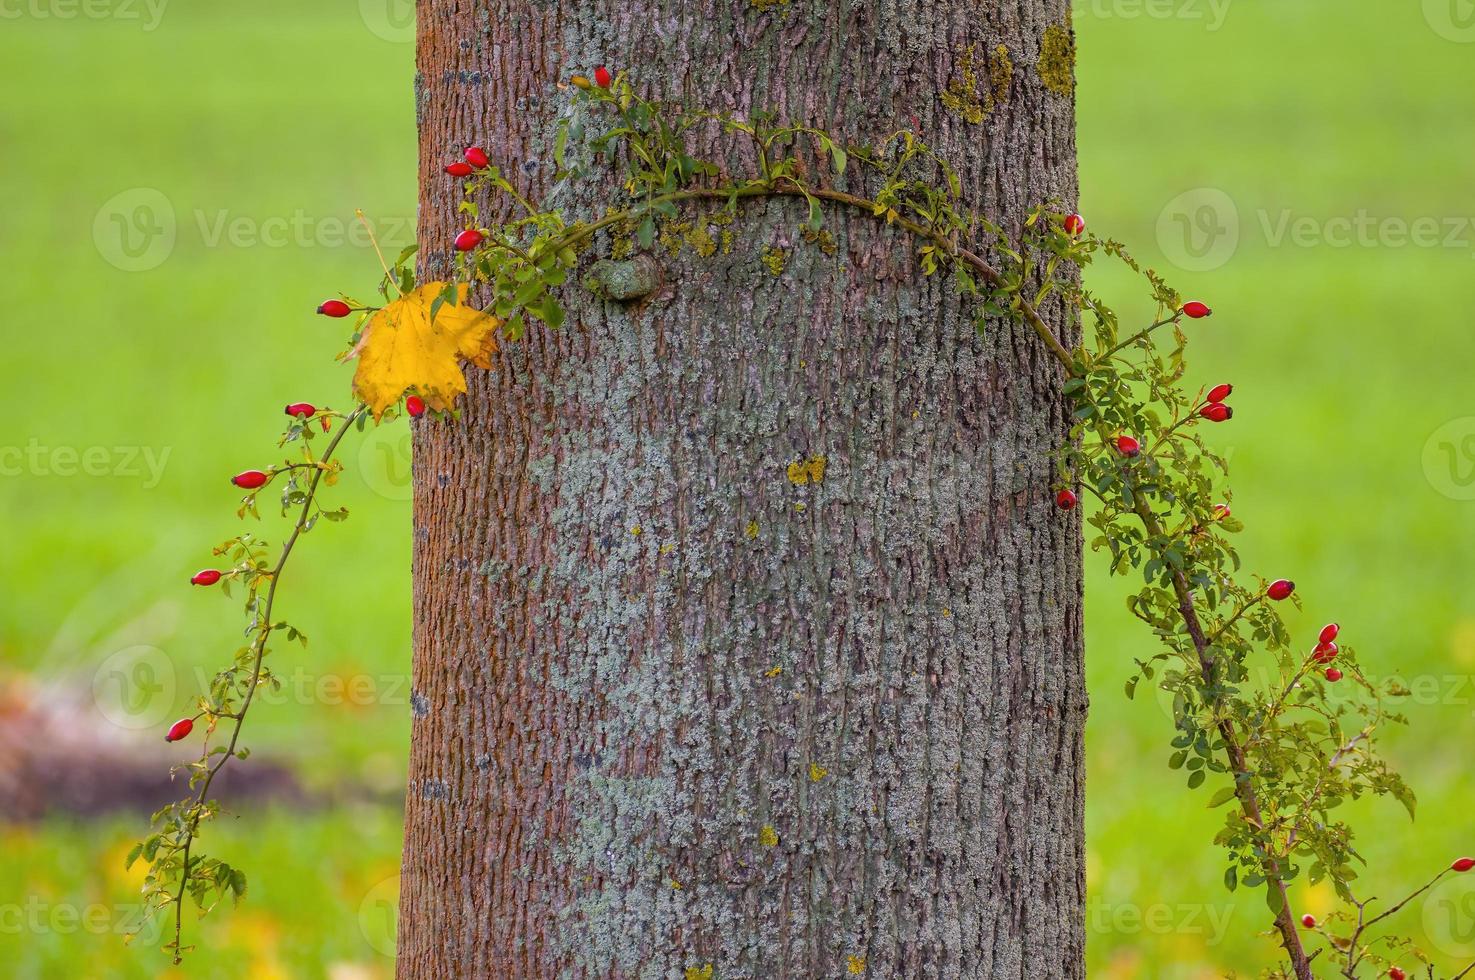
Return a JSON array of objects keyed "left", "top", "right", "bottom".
[
  {"left": 685, "top": 224, "right": 718, "bottom": 257},
  {"left": 685, "top": 967, "right": 714, "bottom": 980},
  {"left": 1038, "top": 24, "right": 1076, "bottom": 96},
  {"left": 659, "top": 220, "right": 692, "bottom": 257},
  {"left": 848, "top": 955, "right": 867, "bottom": 975},
  {"left": 801, "top": 225, "right": 838, "bottom": 256},
  {"left": 765, "top": 665, "right": 783, "bottom": 677},
  {"left": 787, "top": 455, "right": 828, "bottom": 485},
  {"left": 940, "top": 44, "right": 1013, "bottom": 125},
  {"left": 809, "top": 763, "right": 828, "bottom": 782},
  {"left": 630, "top": 525, "right": 642, "bottom": 536},
  {"left": 750, "top": 0, "right": 788, "bottom": 9},
  {"left": 671, "top": 878, "right": 683, "bottom": 889},
  {"left": 759, "top": 825, "right": 779, "bottom": 847},
  {"left": 720, "top": 230, "right": 735, "bottom": 255},
  {"left": 745, "top": 519, "right": 760, "bottom": 539},
  {"left": 761, "top": 246, "right": 787, "bottom": 276}
]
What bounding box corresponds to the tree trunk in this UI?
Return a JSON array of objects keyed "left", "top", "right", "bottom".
[{"left": 401, "top": 3, "right": 1084, "bottom": 978}]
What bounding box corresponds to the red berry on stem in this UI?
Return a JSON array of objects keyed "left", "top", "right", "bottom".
[
  {"left": 1324, "top": 667, "right": 1343, "bottom": 682},
  {"left": 594, "top": 65, "right": 612, "bottom": 88},
  {"left": 317, "top": 299, "right": 352, "bottom": 318},
  {"left": 1319, "top": 623, "right": 1340, "bottom": 645},
  {"left": 1454, "top": 857, "right": 1475, "bottom": 872},
  {"left": 190, "top": 569, "right": 222, "bottom": 587},
  {"left": 1312, "top": 642, "right": 1339, "bottom": 665},
  {"left": 1213, "top": 504, "right": 1232, "bottom": 520},
  {"left": 284, "top": 402, "right": 316, "bottom": 419},
  {"left": 445, "top": 161, "right": 474, "bottom": 177},
  {"left": 1199, "top": 403, "right": 1234, "bottom": 423},
  {"left": 1207, "top": 383, "right": 1233, "bottom": 403},
  {"left": 1116, "top": 435, "right": 1141, "bottom": 457},
  {"left": 1183, "top": 301, "right": 1213, "bottom": 319},
  {"left": 1267, "top": 579, "right": 1295, "bottom": 601},
  {"left": 1063, "top": 213, "right": 1086, "bottom": 236},
  {"left": 463, "top": 145, "right": 489, "bottom": 168},
  {"left": 1300, "top": 914, "right": 1316, "bottom": 928},
  {"left": 165, "top": 717, "right": 194, "bottom": 742},
  {"left": 1055, "top": 488, "right": 1077, "bottom": 510},
  {"left": 231, "top": 469, "right": 269, "bottom": 490},
  {"left": 454, "top": 229, "right": 484, "bottom": 252},
  {"left": 406, "top": 395, "right": 426, "bottom": 418},
  {"left": 1389, "top": 969, "right": 1406, "bottom": 980}
]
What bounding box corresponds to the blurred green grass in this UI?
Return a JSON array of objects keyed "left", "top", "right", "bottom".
[{"left": 3, "top": 1, "right": 1475, "bottom": 976}]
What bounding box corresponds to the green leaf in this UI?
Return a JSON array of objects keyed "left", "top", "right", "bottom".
[
  {"left": 1187, "top": 769, "right": 1206, "bottom": 789},
  {"left": 1207, "top": 786, "right": 1236, "bottom": 808}
]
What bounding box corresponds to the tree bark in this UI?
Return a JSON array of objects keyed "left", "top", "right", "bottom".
[{"left": 401, "top": 3, "right": 1085, "bottom": 978}]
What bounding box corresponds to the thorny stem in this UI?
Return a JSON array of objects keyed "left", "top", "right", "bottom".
[{"left": 168, "top": 405, "right": 366, "bottom": 962}]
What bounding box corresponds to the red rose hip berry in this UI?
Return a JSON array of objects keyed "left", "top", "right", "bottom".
[
  {"left": 231, "top": 470, "right": 269, "bottom": 490},
  {"left": 1063, "top": 213, "right": 1086, "bottom": 236},
  {"left": 1453, "top": 857, "right": 1475, "bottom": 872},
  {"left": 594, "top": 65, "right": 612, "bottom": 88},
  {"left": 1389, "top": 969, "right": 1406, "bottom": 980},
  {"left": 445, "top": 161, "right": 474, "bottom": 177},
  {"left": 462, "top": 145, "right": 489, "bottom": 168},
  {"left": 165, "top": 717, "right": 195, "bottom": 742},
  {"left": 1116, "top": 435, "right": 1142, "bottom": 457},
  {"left": 1319, "top": 623, "right": 1340, "bottom": 645},
  {"left": 284, "top": 402, "right": 316, "bottom": 419},
  {"left": 1199, "top": 403, "right": 1234, "bottom": 422},
  {"left": 1267, "top": 579, "right": 1295, "bottom": 601},
  {"left": 1207, "top": 383, "right": 1233, "bottom": 403},
  {"left": 1183, "top": 301, "right": 1213, "bottom": 319},
  {"left": 406, "top": 395, "right": 426, "bottom": 418},
  {"left": 1300, "top": 914, "right": 1316, "bottom": 928},
  {"left": 1324, "top": 667, "right": 1343, "bottom": 682},
  {"left": 1055, "top": 488, "right": 1077, "bottom": 510},
  {"left": 317, "top": 299, "right": 352, "bottom": 318},
  {"left": 1312, "top": 642, "right": 1339, "bottom": 665},
  {"left": 454, "top": 229, "right": 484, "bottom": 252},
  {"left": 190, "top": 569, "right": 222, "bottom": 586}
]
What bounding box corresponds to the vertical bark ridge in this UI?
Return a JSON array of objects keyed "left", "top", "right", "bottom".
[{"left": 403, "top": 2, "right": 1084, "bottom": 977}]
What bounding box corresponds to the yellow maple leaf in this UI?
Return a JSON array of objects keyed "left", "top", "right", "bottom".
[{"left": 349, "top": 282, "right": 500, "bottom": 419}]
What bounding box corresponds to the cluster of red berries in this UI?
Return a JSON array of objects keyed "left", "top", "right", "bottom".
[
  {"left": 1311, "top": 622, "right": 1344, "bottom": 681},
  {"left": 1199, "top": 382, "right": 1234, "bottom": 423}
]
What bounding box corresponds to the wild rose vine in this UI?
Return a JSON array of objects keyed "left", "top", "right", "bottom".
[{"left": 128, "top": 68, "right": 1471, "bottom": 978}]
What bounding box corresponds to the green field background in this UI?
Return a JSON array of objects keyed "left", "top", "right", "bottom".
[{"left": 2, "top": 1, "right": 1474, "bottom": 976}]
